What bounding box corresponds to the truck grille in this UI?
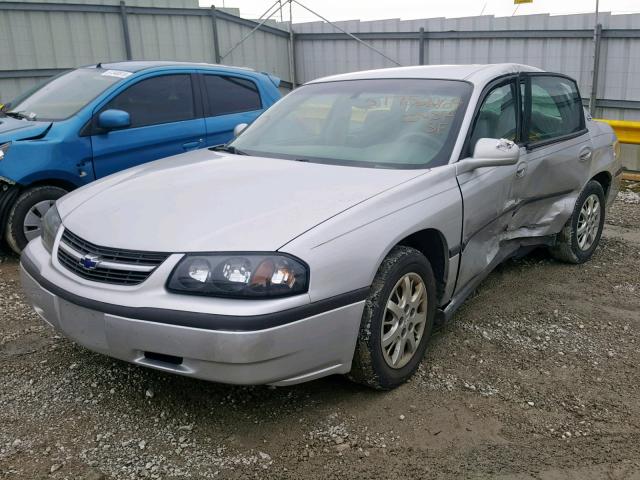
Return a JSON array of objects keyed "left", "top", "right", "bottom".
[{"left": 56, "top": 229, "right": 170, "bottom": 286}]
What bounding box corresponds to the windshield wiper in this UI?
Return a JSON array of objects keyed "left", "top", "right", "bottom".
[
  {"left": 211, "top": 145, "right": 247, "bottom": 155},
  {"left": 5, "top": 110, "right": 37, "bottom": 121}
]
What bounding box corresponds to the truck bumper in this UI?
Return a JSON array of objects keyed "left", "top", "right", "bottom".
[{"left": 20, "top": 240, "right": 366, "bottom": 386}]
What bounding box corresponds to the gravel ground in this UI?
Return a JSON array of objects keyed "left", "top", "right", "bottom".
[{"left": 1, "top": 185, "right": 639, "bottom": 480}]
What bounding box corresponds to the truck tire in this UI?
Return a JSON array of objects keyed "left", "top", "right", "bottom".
[
  {"left": 348, "top": 246, "right": 437, "bottom": 390},
  {"left": 549, "top": 180, "right": 605, "bottom": 264},
  {"left": 5, "top": 185, "right": 67, "bottom": 254}
]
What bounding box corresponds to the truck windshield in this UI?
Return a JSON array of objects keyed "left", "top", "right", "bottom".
[
  {"left": 7, "top": 68, "right": 128, "bottom": 121},
  {"left": 230, "top": 78, "right": 472, "bottom": 169}
]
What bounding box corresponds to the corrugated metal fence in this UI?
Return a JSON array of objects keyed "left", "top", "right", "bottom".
[
  {"left": 294, "top": 12, "right": 640, "bottom": 121},
  {"left": 1, "top": 2, "right": 640, "bottom": 124},
  {"left": 0, "top": 0, "right": 292, "bottom": 101}
]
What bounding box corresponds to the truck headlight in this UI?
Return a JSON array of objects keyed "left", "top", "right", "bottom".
[
  {"left": 41, "top": 205, "right": 62, "bottom": 253},
  {"left": 167, "top": 253, "right": 309, "bottom": 299},
  {"left": 0, "top": 142, "right": 10, "bottom": 161}
]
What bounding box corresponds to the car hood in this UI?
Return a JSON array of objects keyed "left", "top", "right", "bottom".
[
  {"left": 59, "top": 150, "right": 425, "bottom": 252},
  {"left": 0, "top": 116, "right": 51, "bottom": 143}
]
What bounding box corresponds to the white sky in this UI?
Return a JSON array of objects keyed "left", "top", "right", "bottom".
[{"left": 198, "top": 0, "right": 640, "bottom": 23}]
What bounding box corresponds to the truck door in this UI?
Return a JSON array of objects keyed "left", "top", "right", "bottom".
[
  {"left": 90, "top": 73, "right": 206, "bottom": 178},
  {"left": 199, "top": 74, "right": 264, "bottom": 147},
  {"left": 506, "top": 74, "right": 592, "bottom": 237},
  {"left": 455, "top": 76, "right": 521, "bottom": 293}
]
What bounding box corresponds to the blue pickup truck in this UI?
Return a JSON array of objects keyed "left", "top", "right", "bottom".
[{"left": 0, "top": 61, "right": 281, "bottom": 253}]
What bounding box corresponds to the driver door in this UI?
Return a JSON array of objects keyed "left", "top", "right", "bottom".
[
  {"left": 90, "top": 73, "right": 205, "bottom": 178},
  {"left": 455, "top": 76, "right": 522, "bottom": 293}
]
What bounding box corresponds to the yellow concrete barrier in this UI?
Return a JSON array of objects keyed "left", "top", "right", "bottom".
[
  {"left": 595, "top": 119, "right": 640, "bottom": 145},
  {"left": 595, "top": 119, "right": 640, "bottom": 178}
]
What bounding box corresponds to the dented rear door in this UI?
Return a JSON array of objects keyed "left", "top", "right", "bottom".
[{"left": 507, "top": 74, "right": 592, "bottom": 239}]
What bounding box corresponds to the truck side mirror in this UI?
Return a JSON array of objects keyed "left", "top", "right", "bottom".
[
  {"left": 456, "top": 138, "right": 520, "bottom": 174},
  {"left": 98, "top": 109, "right": 131, "bottom": 131},
  {"left": 233, "top": 123, "right": 248, "bottom": 138}
]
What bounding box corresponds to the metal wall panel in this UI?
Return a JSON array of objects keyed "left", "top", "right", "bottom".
[
  {"left": 217, "top": 20, "right": 291, "bottom": 80},
  {"left": 294, "top": 12, "right": 640, "bottom": 120},
  {"left": 0, "top": 0, "right": 292, "bottom": 103},
  {"left": 1, "top": 4, "right": 639, "bottom": 123}
]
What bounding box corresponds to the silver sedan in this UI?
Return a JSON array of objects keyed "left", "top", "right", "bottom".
[{"left": 20, "top": 64, "right": 621, "bottom": 389}]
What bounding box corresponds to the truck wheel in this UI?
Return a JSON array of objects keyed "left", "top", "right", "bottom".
[
  {"left": 348, "top": 246, "right": 436, "bottom": 390},
  {"left": 5, "top": 186, "right": 67, "bottom": 254},
  {"left": 549, "top": 180, "right": 605, "bottom": 264}
]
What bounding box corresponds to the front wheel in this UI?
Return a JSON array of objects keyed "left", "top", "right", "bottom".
[
  {"left": 549, "top": 180, "right": 605, "bottom": 264},
  {"left": 348, "top": 246, "right": 437, "bottom": 390},
  {"left": 5, "top": 185, "right": 68, "bottom": 254}
]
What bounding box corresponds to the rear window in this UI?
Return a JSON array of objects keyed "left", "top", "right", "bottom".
[
  {"left": 203, "top": 75, "right": 262, "bottom": 116},
  {"left": 527, "top": 76, "right": 584, "bottom": 143}
]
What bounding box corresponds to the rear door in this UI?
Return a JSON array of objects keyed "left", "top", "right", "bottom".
[
  {"left": 455, "top": 75, "right": 522, "bottom": 292},
  {"left": 507, "top": 74, "right": 592, "bottom": 236},
  {"left": 199, "top": 73, "right": 264, "bottom": 147},
  {"left": 90, "top": 73, "right": 206, "bottom": 178}
]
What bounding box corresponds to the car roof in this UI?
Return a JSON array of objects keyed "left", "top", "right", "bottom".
[
  {"left": 88, "top": 60, "right": 256, "bottom": 74},
  {"left": 307, "top": 63, "right": 543, "bottom": 86}
]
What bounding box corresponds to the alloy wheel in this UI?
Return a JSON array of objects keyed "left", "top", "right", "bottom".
[
  {"left": 577, "top": 193, "right": 601, "bottom": 251},
  {"left": 381, "top": 272, "right": 428, "bottom": 369}
]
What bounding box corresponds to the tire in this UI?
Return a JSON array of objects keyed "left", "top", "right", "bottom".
[
  {"left": 5, "top": 185, "right": 67, "bottom": 254},
  {"left": 348, "top": 246, "right": 437, "bottom": 390},
  {"left": 549, "top": 180, "right": 605, "bottom": 264}
]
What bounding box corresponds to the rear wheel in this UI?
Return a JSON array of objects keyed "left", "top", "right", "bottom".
[
  {"left": 549, "top": 180, "right": 605, "bottom": 264},
  {"left": 348, "top": 246, "right": 436, "bottom": 390},
  {"left": 5, "top": 185, "right": 67, "bottom": 254}
]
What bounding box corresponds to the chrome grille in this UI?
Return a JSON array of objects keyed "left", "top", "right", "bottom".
[{"left": 56, "top": 229, "right": 170, "bottom": 286}]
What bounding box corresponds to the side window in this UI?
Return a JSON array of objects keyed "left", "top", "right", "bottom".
[
  {"left": 469, "top": 82, "right": 517, "bottom": 151},
  {"left": 527, "top": 76, "right": 584, "bottom": 143},
  {"left": 203, "top": 75, "right": 262, "bottom": 116},
  {"left": 103, "top": 74, "right": 195, "bottom": 128}
]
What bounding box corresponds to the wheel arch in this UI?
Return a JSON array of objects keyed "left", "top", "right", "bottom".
[
  {"left": 395, "top": 228, "right": 449, "bottom": 303},
  {"left": 590, "top": 171, "right": 611, "bottom": 198},
  {"left": 26, "top": 178, "right": 77, "bottom": 193}
]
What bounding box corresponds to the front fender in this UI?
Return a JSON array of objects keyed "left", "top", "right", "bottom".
[
  {"left": 280, "top": 165, "right": 463, "bottom": 304},
  {"left": 0, "top": 137, "right": 93, "bottom": 188}
]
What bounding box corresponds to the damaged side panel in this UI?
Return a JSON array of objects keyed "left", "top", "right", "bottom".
[{"left": 506, "top": 133, "right": 591, "bottom": 238}]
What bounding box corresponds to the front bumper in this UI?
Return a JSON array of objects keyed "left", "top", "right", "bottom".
[{"left": 20, "top": 239, "right": 366, "bottom": 386}]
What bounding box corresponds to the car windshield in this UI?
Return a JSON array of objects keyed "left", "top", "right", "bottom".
[
  {"left": 230, "top": 78, "right": 472, "bottom": 169},
  {"left": 7, "top": 68, "right": 128, "bottom": 121}
]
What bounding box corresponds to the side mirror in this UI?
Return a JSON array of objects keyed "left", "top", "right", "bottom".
[
  {"left": 98, "top": 109, "right": 130, "bottom": 131},
  {"left": 233, "top": 123, "right": 248, "bottom": 138},
  {"left": 456, "top": 138, "right": 520, "bottom": 174}
]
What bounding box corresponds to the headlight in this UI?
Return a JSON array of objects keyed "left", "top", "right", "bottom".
[
  {"left": 41, "top": 205, "right": 62, "bottom": 253},
  {"left": 167, "top": 253, "right": 309, "bottom": 299},
  {"left": 0, "top": 142, "right": 10, "bottom": 161}
]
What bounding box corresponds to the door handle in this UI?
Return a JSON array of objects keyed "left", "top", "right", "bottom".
[
  {"left": 579, "top": 148, "right": 592, "bottom": 162},
  {"left": 182, "top": 139, "right": 203, "bottom": 151},
  {"left": 516, "top": 162, "right": 528, "bottom": 178}
]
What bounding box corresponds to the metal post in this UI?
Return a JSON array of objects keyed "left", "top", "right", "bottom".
[
  {"left": 288, "top": 0, "right": 296, "bottom": 89},
  {"left": 290, "top": 0, "right": 401, "bottom": 66},
  {"left": 119, "top": 0, "right": 132, "bottom": 60},
  {"left": 589, "top": 23, "right": 602, "bottom": 114},
  {"left": 418, "top": 27, "right": 425, "bottom": 65},
  {"left": 220, "top": 0, "right": 283, "bottom": 61},
  {"left": 210, "top": 6, "right": 221, "bottom": 63}
]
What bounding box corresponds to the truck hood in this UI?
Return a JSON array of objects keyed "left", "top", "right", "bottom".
[
  {"left": 59, "top": 149, "right": 424, "bottom": 252},
  {"left": 0, "top": 116, "right": 51, "bottom": 143}
]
